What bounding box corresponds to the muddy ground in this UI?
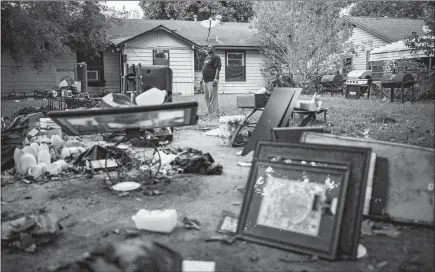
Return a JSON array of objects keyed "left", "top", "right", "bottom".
[{"left": 1, "top": 130, "right": 434, "bottom": 272}]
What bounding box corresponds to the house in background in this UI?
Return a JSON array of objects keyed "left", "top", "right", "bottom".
[
  {"left": 343, "top": 16, "right": 428, "bottom": 74},
  {"left": 1, "top": 19, "right": 264, "bottom": 96},
  {"left": 109, "top": 19, "right": 263, "bottom": 95}
]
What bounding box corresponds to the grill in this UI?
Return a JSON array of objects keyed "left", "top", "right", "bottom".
[
  {"left": 320, "top": 75, "right": 344, "bottom": 96},
  {"left": 380, "top": 73, "right": 417, "bottom": 104},
  {"left": 344, "top": 70, "right": 373, "bottom": 99}
]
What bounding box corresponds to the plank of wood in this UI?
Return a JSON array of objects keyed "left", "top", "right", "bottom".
[
  {"left": 240, "top": 88, "right": 301, "bottom": 156},
  {"left": 300, "top": 132, "right": 435, "bottom": 227},
  {"left": 277, "top": 87, "right": 302, "bottom": 128}
]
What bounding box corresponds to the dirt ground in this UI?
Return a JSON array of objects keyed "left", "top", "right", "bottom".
[{"left": 1, "top": 130, "right": 434, "bottom": 272}]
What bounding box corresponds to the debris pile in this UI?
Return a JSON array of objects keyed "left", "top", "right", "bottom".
[
  {"left": 162, "top": 147, "right": 223, "bottom": 175},
  {"left": 1, "top": 209, "right": 63, "bottom": 252},
  {"left": 204, "top": 115, "right": 250, "bottom": 145},
  {"left": 52, "top": 237, "right": 183, "bottom": 272}
]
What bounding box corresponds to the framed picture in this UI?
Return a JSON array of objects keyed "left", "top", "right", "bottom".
[
  {"left": 47, "top": 102, "right": 198, "bottom": 136},
  {"left": 253, "top": 141, "right": 372, "bottom": 260},
  {"left": 236, "top": 160, "right": 351, "bottom": 260}
]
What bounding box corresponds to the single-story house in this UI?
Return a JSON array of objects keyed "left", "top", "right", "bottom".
[
  {"left": 1, "top": 19, "right": 264, "bottom": 96},
  {"left": 343, "top": 16, "right": 429, "bottom": 72}
]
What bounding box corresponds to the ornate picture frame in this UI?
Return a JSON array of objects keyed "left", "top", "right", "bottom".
[
  {"left": 253, "top": 141, "right": 372, "bottom": 259},
  {"left": 236, "top": 159, "right": 351, "bottom": 260}
]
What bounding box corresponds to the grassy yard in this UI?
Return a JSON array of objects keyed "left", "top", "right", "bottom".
[
  {"left": 2, "top": 94, "right": 434, "bottom": 148},
  {"left": 173, "top": 94, "right": 435, "bottom": 148}
]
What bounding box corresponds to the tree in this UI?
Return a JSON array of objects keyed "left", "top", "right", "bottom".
[
  {"left": 404, "top": 2, "right": 435, "bottom": 57},
  {"left": 348, "top": 1, "right": 426, "bottom": 19},
  {"left": 139, "top": 1, "right": 254, "bottom": 22},
  {"left": 252, "top": 1, "right": 355, "bottom": 90},
  {"left": 1, "top": 1, "right": 121, "bottom": 71}
]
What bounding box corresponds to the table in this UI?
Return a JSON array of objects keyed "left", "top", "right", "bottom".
[
  {"left": 230, "top": 106, "right": 264, "bottom": 147},
  {"left": 291, "top": 108, "right": 329, "bottom": 127}
]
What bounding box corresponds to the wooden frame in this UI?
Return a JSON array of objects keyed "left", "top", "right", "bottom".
[
  {"left": 237, "top": 159, "right": 351, "bottom": 260},
  {"left": 225, "top": 49, "right": 246, "bottom": 82},
  {"left": 47, "top": 102, "right": 198, "bottom": 136},
  {"left": 253, "top": 141, "right": 372, "bottom": 260}
]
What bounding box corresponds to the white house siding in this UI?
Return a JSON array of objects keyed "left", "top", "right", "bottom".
[
  {"left": 1, "top": 54, "right": 77, "bottom": 95},
  {"left": 122, "top": 30, "right": 195, "bottom": 95},
  {"left": 215, "top": 49, "right": 264, "bottom": 94},
  {"left": 1, "top": 49, "right": 121, "bottom": 95},
  {"left": 349, "top": 27, "right": 388, "bottom": 70}
]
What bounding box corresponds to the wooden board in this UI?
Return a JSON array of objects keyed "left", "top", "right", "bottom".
[
  {"left": 240, "top": 88, "right": 301, "bottom": 156},
  {"left": 300, "top": 132, "right": 435, "bottom": 227},
  {"left": 278, "top": 88, "right": 302, "bottom": 128}
]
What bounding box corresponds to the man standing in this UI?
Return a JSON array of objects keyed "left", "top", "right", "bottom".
[{"left": 201, "top": 44, "right": 221, "bottom": 116}]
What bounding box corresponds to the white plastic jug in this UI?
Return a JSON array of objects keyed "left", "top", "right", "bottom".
[
  {"left": 61, "top": 147, "right": 85, "bottom": 159},
  {"left": 52, "top": 159, "right": 67, "bottom": 171},
  {"left": 30, "top": 143, "right": 40, "bottom": 154},
  {"left": 131, "top": 209, "right": 178, "bottom": 233},
  {"left": 37, "top": 143, "right": 51, "bottom": 166},
  {"left": 23, "top": 145, "right": 37, "bottom": 158},
  {"left": 14, "top": 148, "right": 25, "bottom": 174},
  {"left": 19, "top": 153, "right": 37, "bottom": 175},
  {"left": 51, "top": 134, "right": 64, "bottom": 149},
  {"left": 47, "top": 162, "right": 62, "bottom": 176},
  {"left": 28, "top": 164, "right": 45, "bottom": 179}
]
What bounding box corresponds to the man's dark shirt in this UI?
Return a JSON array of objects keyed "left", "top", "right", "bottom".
[{"left": 202, "top": 53, "right": 221, "bottom": 82}]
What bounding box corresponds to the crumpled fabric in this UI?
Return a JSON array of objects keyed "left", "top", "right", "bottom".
[
  {"left": 52, "top": 237, "right": 183, "bottom": 272},
  {"left": 1, "top": 210, "right": 63, "bottom": 251},
  {"left": 170, "top": 148, "right": 223, "bottom": 175}
]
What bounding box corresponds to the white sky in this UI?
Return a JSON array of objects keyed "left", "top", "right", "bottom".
[{"left": 105, "top": 1, "right": 143, "bottom": 18}]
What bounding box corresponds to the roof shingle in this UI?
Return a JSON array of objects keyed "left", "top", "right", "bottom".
[
  {"left": 108, "top": 19, "right": 259, "bottom": 47},
  {"left": 344, "top": 16, "right": 426, "bottom": 43}
]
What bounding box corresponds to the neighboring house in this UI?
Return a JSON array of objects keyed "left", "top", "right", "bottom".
[
  {"left": 343, "top": 16, "right": 427, "bottom": 72},
  {"left": 1, "top": 19, "right": 264, "bottom": 96}
]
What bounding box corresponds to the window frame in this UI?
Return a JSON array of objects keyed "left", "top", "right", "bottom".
[
  {"left": 225, "top": 50, "right": 246, "bottom": 82},
  {"left": 87, "top": 70, "right": 100, "bottom": 82},
  {"left": 153, "top": 49, "right": 170, "bottom": 66}
]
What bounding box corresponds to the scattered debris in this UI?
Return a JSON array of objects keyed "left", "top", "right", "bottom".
[
  {"left": 117, "top": 192, "right": 130, "bottom": 198},
  {"left": 113, "top": 229, "right": 120, "bottom": 234},
  {"left": 144, "top": 190, "right": 162, "bottom": 196},
  {"left": 216, "top": 211, "right": 238, "bottom": 234},
  {"left": 169, "top": 148, "right": 223, "bottom": 175},
  {"left": 50, "top": 237, "right": 183, "bottom": 272},
  {"left": 361, "top": 220, "right": 401, "bottom": 238},
  {"left": 279, "top": 255, "right": 318, "bottom": 263},
  {"left": 249, "top": 256, "right": 259, "bottom": 263},
  {"left": 205, "top": 235, "right": 236, "bottom": 245},
  {"left": 357, "top": 244, "right": 368, "bottom": 259},
  {"left": 182, "top": 217, "right": 201, "bottom": 230},
  {"left": 232, "top": 202, "right": 241, "bottom": 206},
  {"left": 1, "top": 210, "right": 63, "bottom": 252}
]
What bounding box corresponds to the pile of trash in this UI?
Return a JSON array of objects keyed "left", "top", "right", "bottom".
[
  {"left": 1, "top": 208, "right": 63, "bottom": 252},
  {"left": 51, "top": 237, "right": 183, "bottom": 272}
]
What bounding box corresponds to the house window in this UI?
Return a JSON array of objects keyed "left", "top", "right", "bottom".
[
  {"left": 225, "top": 51, "right": 246, "bottom": 82},
  {"left": 153, "top": 50, "right": 170, "bottom": 66},
  {"left": 77, "top": 51, "right": 105, "bottom": 87}
]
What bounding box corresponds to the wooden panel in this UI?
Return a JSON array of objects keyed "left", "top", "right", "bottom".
[
  {"left": 349, "top": 28, "right": 388, "bottom": 70},
  {"left": 300, "top": 132, "right": 435, "bottom": 227},
  {"left": 241, "top": 88, "right": 300, "bottom": 156},
  {"left": 103, "top": 49, "right": 121, "bottom": 93}
]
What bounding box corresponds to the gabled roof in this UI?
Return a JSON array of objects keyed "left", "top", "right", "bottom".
[
  {"left": 344, "top": 16, "right": 426, "bottom": 43},
  {"left": 108, "top": 19, "right": 259, "bottom": 48}
]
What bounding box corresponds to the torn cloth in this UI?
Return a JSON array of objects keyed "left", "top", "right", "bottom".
[{"left": 170, "top": 148, "right": 223, "bottom": 175}]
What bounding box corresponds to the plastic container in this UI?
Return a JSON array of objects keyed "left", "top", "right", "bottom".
[
  {"left": 19, "top": 153, "right": 37, "bottom": 175},
  {"left": 30, "top": 143, "right": 40, "bottom": 154},
  {"left": 37, "top": 143, "right": 51, "bottom": 166},
  {"left": 23, "top": 145, "right": 37, "bottom": 158},
  {"left": 28, "top": 164, "right": 46, "bottom": 179},
  {"left": 47, "top": 162, "right": 62, "bottom": 176},
  {"left": 14, "top": 148, "right": 25, "bottom": 174},
  {"left": 51, "top": 134, "right": 64, "bottom": 149},
  {"left": 132, "top": 209, "right": 178, "bottom": 233}
]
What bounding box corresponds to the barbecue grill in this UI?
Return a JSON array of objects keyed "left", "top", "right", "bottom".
[
  {"left": 320, "top": 74, "right": 344, "bottom": 96},
  {"left": 344, "top": 70, "right": 373, "bottom": 99},
  {"left": 380, "top": 73, "right": 417, "bottom": 104}
]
